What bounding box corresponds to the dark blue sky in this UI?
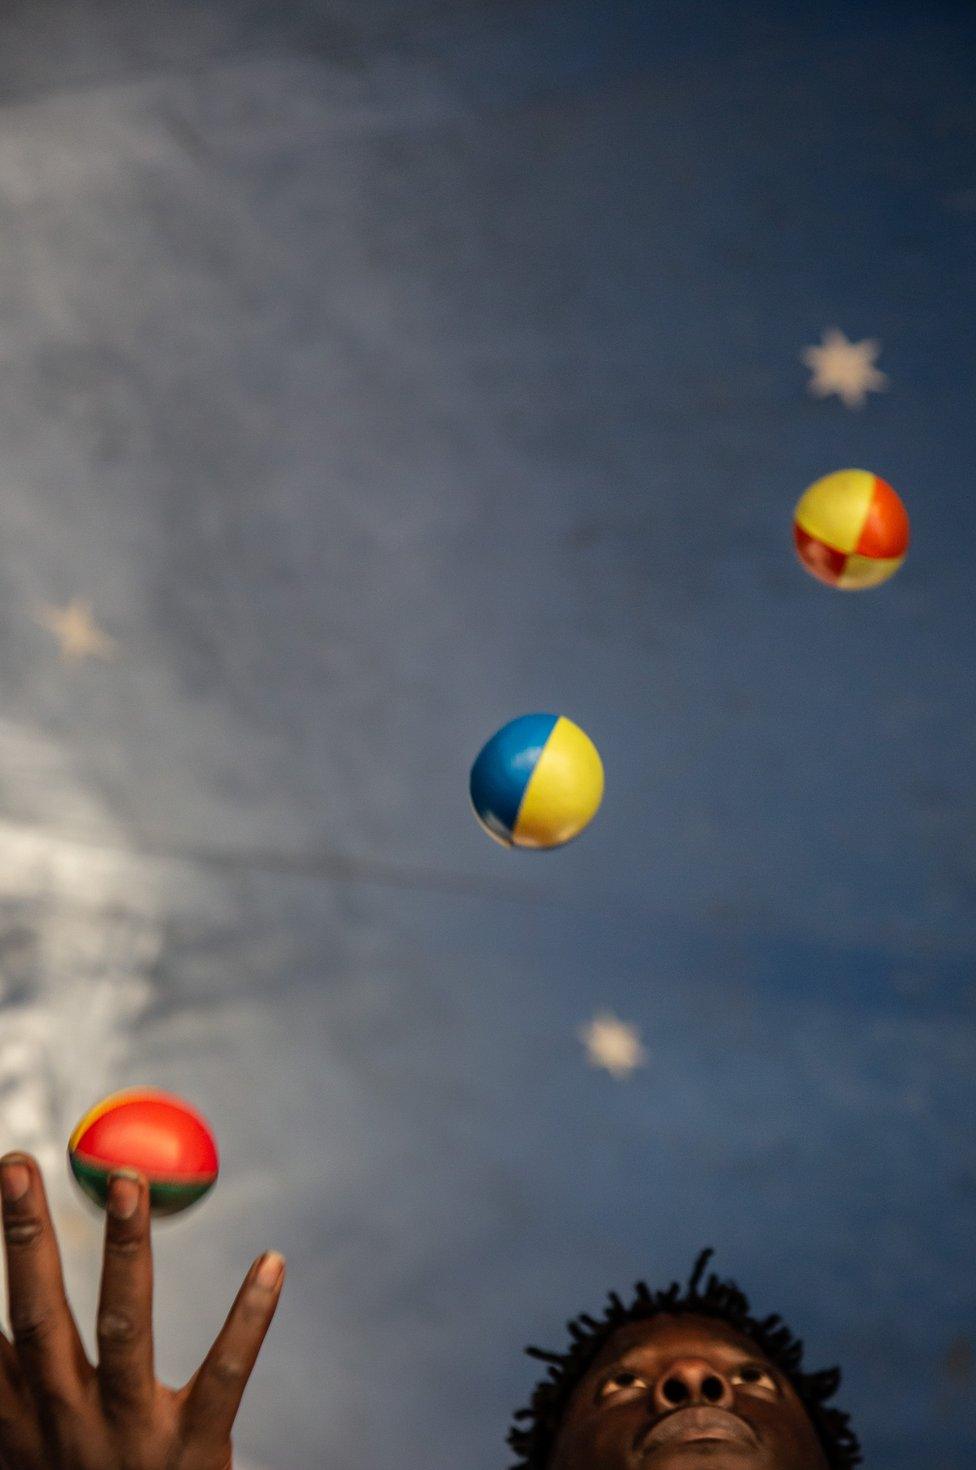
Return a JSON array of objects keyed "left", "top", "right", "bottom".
[{"left": 0, "top": 3, "right": 973, "bottom": 1467}]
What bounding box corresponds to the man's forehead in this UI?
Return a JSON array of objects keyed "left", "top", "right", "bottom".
[{"left": 587, "top": 1313, "right": 766, "bottom": 1373}]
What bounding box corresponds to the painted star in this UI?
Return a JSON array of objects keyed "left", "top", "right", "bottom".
[
  {"left": 801, "top": 328, "right": 888, "bottom": 409},
  {"left": 579, "top": 1012, "right": 647, "bottom": 1080},
  {"left": 35, "top": 599, "right": 119, "bottom": 662}
]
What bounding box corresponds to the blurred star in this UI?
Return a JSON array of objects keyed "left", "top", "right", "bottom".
[
  {"left": 36, "top": 599, "right": 119, "bottom": 662},
  {"left": 579, "top": 1012, "right": 647, "bottom": 1080},
  {"left": 801, "top": 328, "right": 887, "bottom": 408}
]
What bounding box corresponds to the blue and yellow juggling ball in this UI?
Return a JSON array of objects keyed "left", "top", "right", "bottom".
[{"left": 469, "top": 714, "right": 604, "bottom": 849}]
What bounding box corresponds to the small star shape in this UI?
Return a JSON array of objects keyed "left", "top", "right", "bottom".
[
  {"left": 801, "top": 328, "right": 888, "bottom": 409},
  {"left": 579, "top": 1012, "right": 647, "bottom": 1080},
  {"left": 35, "top": 599, "right": 119, "bottom": 662}
]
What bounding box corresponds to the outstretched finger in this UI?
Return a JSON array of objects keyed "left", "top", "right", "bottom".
[
  {"left": 96, "top": 1171, "right": 154, "bottom": 1418},
  {"left": 0, "top": 1153, "right": 88, "bottom": 1404},
  {"left": 181, "top": 1252, "right": 285, "bottom": 1452}
]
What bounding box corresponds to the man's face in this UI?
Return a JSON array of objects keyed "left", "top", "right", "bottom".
[{"left": 547, "top": 1314, "right": 830, "bottom": 1470}]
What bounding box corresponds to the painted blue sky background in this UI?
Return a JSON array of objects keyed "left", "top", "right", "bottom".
[{"left": 0, "top": 2, "right": 974, "bottom": 1467}]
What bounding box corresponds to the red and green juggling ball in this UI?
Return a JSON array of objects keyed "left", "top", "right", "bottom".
[{"left": 68, "top": 1089, "right": 219, "bottom": 1217}]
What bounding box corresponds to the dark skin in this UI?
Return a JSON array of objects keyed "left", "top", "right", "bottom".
[
  {"left": 548, "top": 1314, "right": 830, "bottom": 1470},
  {"left": 0, "top": 1152, "right": 283, "bottom": 1470},
  {"left": 0, "top": 1152, "right": 828, "bottom": 1470}
]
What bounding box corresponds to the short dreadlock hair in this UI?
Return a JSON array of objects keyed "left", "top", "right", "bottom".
[{"left": 508, "top": 1249, "right": 862, "bottom": 1469}]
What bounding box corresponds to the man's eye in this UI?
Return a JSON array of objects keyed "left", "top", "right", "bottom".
[
  {"left": 599, "top": 1371, "right": 648, "bottom": 1398},
  {"left": 731, "top": 1364, "right": 777, "bottom": 1391}
]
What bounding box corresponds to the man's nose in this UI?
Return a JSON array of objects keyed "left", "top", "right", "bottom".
[{"left": 651, "top": 1357, "right": 736, "bottom": 1414}]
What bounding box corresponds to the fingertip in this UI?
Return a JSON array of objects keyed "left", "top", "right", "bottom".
[
  {"left": 253, "top": 1251, "right": 286, "bottom": 1291},
  {"left": 0, "top": 1156, "right": 33, "bottom": 1204},
  {"left": 106, "top": 1170, "right": 146, "bottom": 1222},
  {"left": 108, "top": 1164, "right": 145, "bottom": 1187}
]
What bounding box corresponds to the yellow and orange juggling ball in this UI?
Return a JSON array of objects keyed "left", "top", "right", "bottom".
[
  {"left": 68, "top": 1089, "right": 219, "bottom": 1217},
  {"left": 793, "top": 469, "right": 909, "bottom": 589}
]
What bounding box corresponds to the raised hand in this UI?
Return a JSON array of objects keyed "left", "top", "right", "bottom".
[{"left": 0, "top": 1152, "right": 284, "bottom": 1470}]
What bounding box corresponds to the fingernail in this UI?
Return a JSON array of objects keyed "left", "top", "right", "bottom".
[
  {"left": 0, "top": 1160, "right": 30, "bottom": 1203},
  {"left": 107, "top": 1172, "right": 141, "bottom": 1220},
  {"left": 255, "top": 1251, "right": 285, "bottom": 1289}
]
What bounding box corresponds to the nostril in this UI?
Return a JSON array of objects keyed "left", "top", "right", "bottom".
[
  {"left": 662, "top": 1378, "right": 690, "bottom": 1405},
  {"left": 702, "top": 1375, "right": 724, "bottom": 1402}
]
